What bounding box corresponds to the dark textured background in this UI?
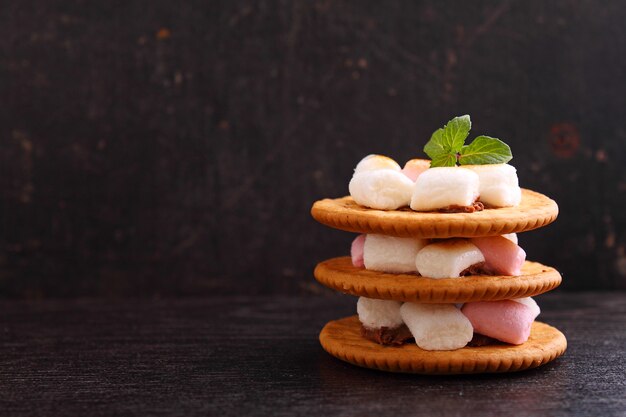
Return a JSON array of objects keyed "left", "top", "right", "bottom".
[{"left": 0, "top": 0, "right": 625, "bottom": 298}]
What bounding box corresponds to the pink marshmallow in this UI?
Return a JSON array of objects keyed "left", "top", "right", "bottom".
[
  {"left": 470, "top": 236, "right": 526, "bottom": 276},
  {"left": 401, "top": 159, "right": 430, "bottom": 182},
  {"left": 461, "top": 300, "right": 535, "bottom": 345},
  {"left": 351, "top": 234, "right": 366, "bottom": 267}
]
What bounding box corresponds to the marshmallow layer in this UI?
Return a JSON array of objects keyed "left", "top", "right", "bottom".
[
  {"left": 462, "top": 300, "right": 535, "bottom": 345},
  {"left": 410, "top": 167, "right": 480, "bottom": 211},
  {"left": 357, "top": 297, "right": 404, "bottom": 329},
  {"left": 350, "top": 234, "right": 366, "bottom": 267},
  {"left": 400, "top": 303, "right": 473, "bottom": 351},
  {"left": 364, "top": 234, "right": 427, "bottom": 273},
  {"left": 415, "top": 239, "right": 485, "bottom": 278},
  {"left": 512, "top": 297, "right": 541, "bottom": 319},
  {"left": 502, "top": 233, "right": 518, "bottom": 244},
  {"left": 470, "top": 236, "right": 526, "bottom": 276},
  {"left": 349, "top": 170, "right": 414, "bottom": 210},
  {"left": 465, "top": 164, "right": 521, "bottom": 207}
]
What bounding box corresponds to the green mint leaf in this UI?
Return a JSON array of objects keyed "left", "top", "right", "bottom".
[
  {"left": 423, "top": 115, "right": 471, "bottom": 167},
  {"left": 430, "top": 152, "right": 458, "bottom": 167},
  {"left": 458, "top": 135, "right": 512, "bottom": 165},
  {"left": 423, "top": 128, "right": 446, "bottom": 159},
  {"left": 441, "top": 115, "right": 471, "bottom": 151}
]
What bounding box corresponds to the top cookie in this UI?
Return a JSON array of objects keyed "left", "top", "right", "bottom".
[{"left": 311, "top": 188, "right": 558, "bottom": 239}]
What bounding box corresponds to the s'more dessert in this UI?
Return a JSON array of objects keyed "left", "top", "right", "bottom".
[{"left": 311, "top": 115, "right": 566, "bottom": 374}]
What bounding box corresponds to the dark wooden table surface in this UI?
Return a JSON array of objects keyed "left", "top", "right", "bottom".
[{"left": 0, "top": 292, "right": 624, "bottom": 416}]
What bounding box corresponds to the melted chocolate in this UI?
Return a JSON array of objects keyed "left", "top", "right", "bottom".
[
  {"left": 437, "top": 201, "right": 485, "bottom": 213},
  {"left": 467, "top": 333, "right": 500, "bottom": 347},
  {"left": 361, "top": 324, "right": 501, "bottom": 348},
  {"left": 460, "top": 262, "right": 490, "bottom": 276},
  {"left": 360, "top": 324, "right": 414, "bottom": 346}
]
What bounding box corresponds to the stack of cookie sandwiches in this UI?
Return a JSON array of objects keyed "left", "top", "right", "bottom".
[{"left": 310, "top": 116, "right": 567, "bottom": 374}]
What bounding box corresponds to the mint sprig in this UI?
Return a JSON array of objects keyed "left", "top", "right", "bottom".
[
  {"left": 423, "top": 115, "right": 471, "bottom": 167},
  {"left": 459, "top": 135, "right": 512, "bottom": 165},
  {"left": 423, "top": 115, "right": 512, "bottom": 167}
]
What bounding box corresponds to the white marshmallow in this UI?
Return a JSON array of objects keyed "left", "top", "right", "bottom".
[
  {"left": 400, "top": 303, "right": 473, "bottom": 351},
  {"left": 354, "top": 154, "right": 401, "bottom": 175},
  {"left": 364, "top": 234, "right": 427, "bottom": 273},
  {"left": 357, "top": 297, "right": 404, "bottom": 329},
  {"left": 410, "top": 167, "right": 479, "bottom": 211},
  {"left": 464, "top": 164, "right": 522, "bottom": 207},
  {"left": 512, "top": 297, "right": 540, "bottom": 319},
  {"left": 415, "top": 239, "right": 485, "bottom": 278},
  {"left": 349, "top": 170, "right": 414, "bottom": 210},
  {"left": 502, "top": 233, "right": 518, "bottom": 244}
]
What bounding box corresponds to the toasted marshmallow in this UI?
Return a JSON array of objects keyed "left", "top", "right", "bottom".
[
  {"left": 512, "top": 297, "right": 540, "bottom": 319},
  {"left": 464, "top": 164, "right": 522, "bottom": 207},
  {"left": 349, "top": 170, "right": 414, "bottom": 210},
  {"left": 401, "top": 159, "right": 430, "bottom": 182},
  {"left": 410, "top": 167, "right": 479, "bottom": 211},
  {"left": 415, "top": 239, "right": 485, "bottom": 278},
  {"left": 502, "top": 233, "right": 518, "bottom": 244},
  {"left": 357, "top": 297, "right": 403, "bottom": 329},
  {"left": 400, "top": 303, "right": 473, "bottom": 351},
  {"left": 363, "top": 234, "right": 427, "bottom": 273},
  {"left": 354, "top": 154, "right": 401, "bottom": 175}
]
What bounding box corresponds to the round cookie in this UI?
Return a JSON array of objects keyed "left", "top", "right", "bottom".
[
  {"left": 311, "top": 189, "right": 558, "bottom": 238},
  {"left": 314, "top": 257, "right": 561, "bottom": 303},
  {"left": 320, "top": 316, "right": 567, "bottom": 374}
]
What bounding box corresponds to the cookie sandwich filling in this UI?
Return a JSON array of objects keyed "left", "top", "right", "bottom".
[
  {"left": 348, "top": 115, "right": 521, "bottom": 212},
  {"left": 357, "top": 296, "right": 541, "bottom": 350},
  {"left": 351, "top": 234, "right": 526, "bottom": 277}
]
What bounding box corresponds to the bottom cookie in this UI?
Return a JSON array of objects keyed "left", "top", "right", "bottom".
[{"left": 319, "top": 315, "right": 567, "bottom": 375}]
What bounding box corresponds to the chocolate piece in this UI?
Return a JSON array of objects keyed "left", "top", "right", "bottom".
[
  {"left": 437, "top": 201, "right": 485, "bottom": 213},
  {"left": 361, "top": 324, "right": 414, "bottom": 346},
  {"left": 460, "top": 262, "right": 489, "bottom": 276},
  {"left": 467, "top": 332, "right": 500, "bottom": 347},
  {"left": 361, "top": 325, "right": 503, "bottom": 348}
]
